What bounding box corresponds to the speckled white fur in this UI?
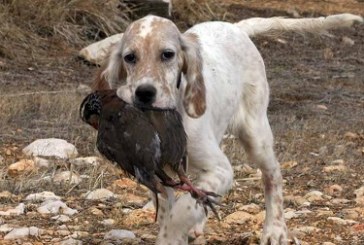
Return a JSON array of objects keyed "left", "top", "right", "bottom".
[{"left": 100, "top": 14, "right": 361, "bottom": 245}]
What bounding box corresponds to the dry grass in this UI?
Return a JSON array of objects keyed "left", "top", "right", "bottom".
[
  {"left": 0, "top": 1, "right": 363, "bottom": 243},
  {"left": 0, "top": 90, "right": 97, "bottom": 153},
  {"left": 0, "top": 0, "right": 131, "bottom": 65},
  {"left": 226, "top": 0, "right": 364, "bottom": 16},
  {"left": 173, "top": 0, "right": 231, "bottom": 27},
  {"left": 0, "top": 155, "right": 122, "bottom": 202}
]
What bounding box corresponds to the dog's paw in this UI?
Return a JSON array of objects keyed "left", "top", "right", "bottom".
[{"left": 260, "top": 222, "right": 288, "bottom": 245}]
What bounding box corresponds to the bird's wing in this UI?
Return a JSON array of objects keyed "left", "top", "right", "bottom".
[
  {"left": 97, "top": 105, "right": 161, "bottom": 180},
  {"left": 144, "top": 110, "right": 187, "bottom": 168}
]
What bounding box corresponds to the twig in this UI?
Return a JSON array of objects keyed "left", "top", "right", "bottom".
[
  {"left": 204, "top": 2, "right": 216, "bottom": 18},
  {"left": 235, "top": 177, "right": 261, "bottom": 181}
]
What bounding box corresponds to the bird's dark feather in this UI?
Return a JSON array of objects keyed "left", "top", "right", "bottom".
[
  {"left": 97, "top": 98, "right": 162, "bottom": 192},
  {"left": 80, "top": 90, "right": 185, "bottom": 194},
  {"left": 143, "top": 110, "right": 187, "bottom": 173},
  {"left": 80, "top": 90, "right": 220, "bottom": 220}
]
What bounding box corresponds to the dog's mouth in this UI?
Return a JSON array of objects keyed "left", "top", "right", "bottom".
[{"left": 133, "top": 101, "right": 176, "bottom": 112}]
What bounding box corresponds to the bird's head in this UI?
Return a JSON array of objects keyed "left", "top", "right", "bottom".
[{"left": 80, "top": 92, "right": 102, "bottom": 130}]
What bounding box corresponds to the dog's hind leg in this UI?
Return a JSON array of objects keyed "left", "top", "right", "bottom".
[{"left": 230, "top": 72, "right": 287, "bottom": 245}]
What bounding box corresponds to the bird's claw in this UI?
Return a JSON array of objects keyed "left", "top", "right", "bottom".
[{"left": 192, "top": 190, "right": 221, "bottom": 220}]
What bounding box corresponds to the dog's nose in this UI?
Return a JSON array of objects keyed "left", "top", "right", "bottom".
[{"left": 135, "top": 84, "right": 157, "bottom": 106}]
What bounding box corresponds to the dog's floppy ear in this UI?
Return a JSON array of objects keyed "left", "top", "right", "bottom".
[
  {"left": 91, "top": 64, "right": 111, "bottom": 91},
  {"left": 92, "top": 41, "right": 127, "bottom": 91},
  {"left": 181, "top": 33, "right": 206, "bottom": 118}
]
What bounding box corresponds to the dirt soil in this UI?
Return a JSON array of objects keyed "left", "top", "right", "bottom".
[{"left": 0, "top": 1, "right": 364, "bottom": 245}]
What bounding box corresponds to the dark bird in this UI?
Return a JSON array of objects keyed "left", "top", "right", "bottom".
[{"left": 80, "top": 90, "right": 219, "bottom": 219}]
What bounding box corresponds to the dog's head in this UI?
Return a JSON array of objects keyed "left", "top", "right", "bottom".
[{"left": 94, "top": 15, "right": 206, "bottom": 118}]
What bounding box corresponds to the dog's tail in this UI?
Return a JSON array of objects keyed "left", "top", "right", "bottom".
[{"left": 235, "top": 13, "right": 363, "bottom": 37}]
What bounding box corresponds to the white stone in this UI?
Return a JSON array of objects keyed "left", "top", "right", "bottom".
[
  {"left": 104, "top": 229, "right": 136, "bottom": 240},
  {"left": 295, "top": 209, "right": 312, "bottom": 215},
  {"left": 316, "top": 209, "right": 333, "bottom": 217},
  {"left": 0, "top": 191, "right": 12, "bottom": 199},
  {"left": 0, "top": 203, "right": 25, "bottom": 216},
  {"left": 304, "top": 190, "right": 324, "bottom": 202},
  {"left": 60, "top": 238, "right": 83, "bottom": 245},
  {"left": 354, "top": 186, "right": 364, "bottom": 198},
  {"left": 71, "top": 231, "right": 89, "bottom": 238},
  {"left": 34, "top": 157, "right": 51, "bottom": 168},
  {"left": 58, "top": 224, "right": 67, "bottom": 230},
  {"left": 223, "top": 211, "right": 253, "bottom": 225},
  {"left": 25, "top": 191, "right": 61, "bottom": 202},
  {"left": 51, "top": 215, "right": 71, "bottom": 223},
  {"left": 7, "top": 159, "right": 35, "bottom": 177},
  {"left": 85, "top": 188, "right": 116, "bottom": 201},
  {"left": 316, "top": 104, "right": 328, "bottom": 110},
  {"left": 142, "top": 200, "right": 155, "bottom": 211},
  {"left": 37, "top": 200, "right": 78, "bottom": 216},
  {"left": 0, "top": 224, "right": 15, "bottom": 233},
  {"left": 327, "top": 184, "right": 343, "bottom": 197},
  {"left": 331, "top": 198, "right": 350, "bottom": 205},
  {"left": 70, "top": 156, "right": 100, "bottom": 167},
  {"left": 328, "top": 217, "right": 358, "bottom": 225},
  {"left": 22, "top": 138, "right": 78, "bottom": 159},
  {"left": 293, "top": 226, "right": 321, "bottom": 234},
  {"left": 29, "top": 226, "right": 40, "bottom": 236},
  {"left": 331, "top": 159, "right": 345, "bottom": 165},
  {"left": 4, "top": 226, "right": 41, "bottom": 240},
  {"left": 342, "top": 36, "right": 355, "bottom": 46},
  {"left": 302, "top": 201, "right": 311, "bottom": 207},
  {"left": 57, "top": 231, "right": 72, "bottom": 238},
  {"left": 355, "top": 197, "right": 364, "bottom": 206},
  {"left": 141, "top": 233, "right": 157, "bottom": 240},
  {"left": 122, "top": 208, "right": 133, "bottom": 214},
  {"left": 284, "top": 210, "right": 299, "bottom": 220},
  {"left": 89, "top": 207, "right": 103, "bottom": 216},
  {"left": 323, "top": 165, "right": 347, "bottom": 173},
  {"left": 100, "top": 219, "right": 115, "bottom": 226},
  {"left": 342, "top": 209, "right": 359, "bottom": 220},
  {"left": 280, "top": 161, "right": 298, "bottom": 169},
  {"left": 238, "top": 203, "right": 261, "bottom": 214},
  {"left": 54, "top": 171, "right": 82, "bottom": 185},
  {"left": 354, "top": 186, "right": 364, "bottom": 206}
]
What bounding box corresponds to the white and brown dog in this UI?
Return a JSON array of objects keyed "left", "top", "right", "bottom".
[{"left": 92, "top": 13, "right": 362, "bottom": 245}]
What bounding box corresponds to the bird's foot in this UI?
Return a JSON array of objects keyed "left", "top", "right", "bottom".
[
  {"left": 193, "top": 189, "right": 221, "bottom": 220},
  {"left": 178, "top": 184, "right": 221, "bottom": 220}
]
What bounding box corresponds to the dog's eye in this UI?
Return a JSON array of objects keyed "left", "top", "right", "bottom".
[
  {"left": 161, "top": 50, "right": 175, "bottom": 61},
  {"left": 124, "top": 53, "right": 137, "bottom": 64}
]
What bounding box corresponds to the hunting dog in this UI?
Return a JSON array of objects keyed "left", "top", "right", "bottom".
[{"left": 92, "top": 14, "right": 362, "bottom": 244}]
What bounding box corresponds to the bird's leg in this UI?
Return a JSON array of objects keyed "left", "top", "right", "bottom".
[
  {"left": 155, "top": 170, "right": 181, "bottom": 187},
  {"left": 153, "top": 179, "right": 169, "bottom": 222},
  {"left": 161, "top": 178, "right": 181, "bottom": 188},
  {"left": 175, "top": 163, "right": 221, "bottom": 220}
]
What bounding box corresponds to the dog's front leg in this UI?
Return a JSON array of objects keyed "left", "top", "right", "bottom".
[{"left": 156, "top": 143, "right": 234, "bottom": 245}]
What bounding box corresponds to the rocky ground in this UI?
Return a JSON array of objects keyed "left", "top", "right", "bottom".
[{"left": 1, "top": 1, "right": 364, "bottom": 245}]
